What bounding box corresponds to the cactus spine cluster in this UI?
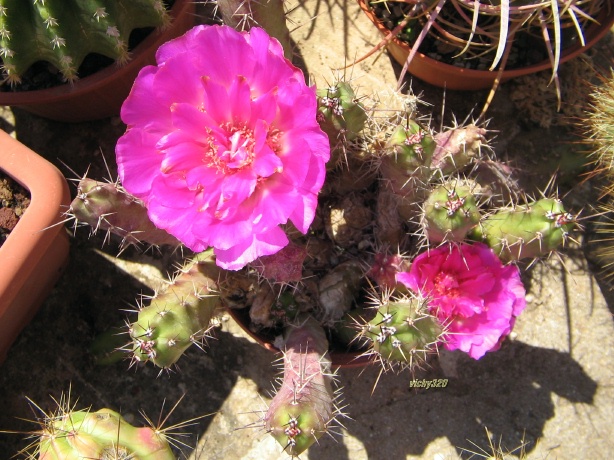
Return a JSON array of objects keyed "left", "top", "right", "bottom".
[
  {"left": 35, "top": 407, "right": 174, "bottom": 460},
  {"left": 422, "top": 179, "right": 482, "bottom": 243},
  {"left": 128, "top": 250, "right": 222, "bottom": 369},
  {"left": 264, "top": 316, "right": 338, "bottom": 456},
  {"left": 359, "top": 294, "right": 443, "bottom": 370},
  {"left": 0, "top": 0, "right": 171, "bottom": 84}
]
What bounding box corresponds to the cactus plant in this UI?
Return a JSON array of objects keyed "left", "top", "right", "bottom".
[
  {"left": 0, "top": 0, "right": 171, "bottom": 85},
  {"left": 34, "top": 407, "right": 175, "bottom": 460},
  {"left": 581, "top": 68, "right": 614, "bottom": 286},
  {"left": 14, "top": 391, "right": 175, "bottom": 460},
  {"left": 317, "top": 81, "right": 368, "bottom": 168},
  {"left": 37, "top": 17, "right": 585, "bottom": 458},
  {"left": 422, "top": 179, "right": 482, "bottom": 244},
  {"left": 68, "top": 177, "right": 181, "bottom": 250}
]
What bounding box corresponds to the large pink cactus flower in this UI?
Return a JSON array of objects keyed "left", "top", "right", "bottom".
[
  {"left": 397, "top": 243, "right": 526, "bottom": 359},
  {"left": 116, "top": 25, "right": 330, "bottom": 269}
]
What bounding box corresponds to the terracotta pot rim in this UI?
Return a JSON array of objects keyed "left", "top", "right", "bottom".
[
  {"left": 358, "top": 0, "right": 614, "bottom": 83},
  {"left": 0, "top": 130, "right": 70, "bottom": 364},
  {"left": 0, "top": 131, "right": 70, "bottom": 302},
  {"left": 225, "top": 306, "right": 375, "bottom": 368},
  {"left": 0, "top": 0, "right": 193, "bottom": 106}
]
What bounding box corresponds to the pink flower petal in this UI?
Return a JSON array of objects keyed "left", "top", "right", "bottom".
[{"left": 117, "top": 25, "right": 330, "bottom": 270}]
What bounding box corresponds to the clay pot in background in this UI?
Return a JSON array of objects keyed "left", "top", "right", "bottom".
[{"left": 0, "top": 131, "right": 70, "bottom": 364}]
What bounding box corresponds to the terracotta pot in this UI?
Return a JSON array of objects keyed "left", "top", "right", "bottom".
[
  {"left": 0, "top": 130, "right": 70, "bottom": 364},
  {"left": 0, "top": 0, "right": 195, "bottom": 123},
  {"left": 226, "top": 306, "right": 375, "bottom": 368},
  {"left": 358, "top": 0, "right": 614, "bottom": 90}
]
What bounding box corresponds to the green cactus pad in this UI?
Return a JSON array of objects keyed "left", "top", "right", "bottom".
[
  {"left": 37, "top": 407, "right": 174, "bottom": 460},
  {"left": 470, "top": 197, "right": 576, "bottom": 262},
  {"left": 423, "top": 180, "right": 481, "bottom": 243},
  {"left": 0, "top": 0, "right": 170, "bottom": 84},
  {"left": 130, "top": 251, "right": 221, "bottom": 368}
]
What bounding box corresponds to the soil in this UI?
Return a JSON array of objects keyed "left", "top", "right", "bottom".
[{"left": 0, "top": 171, "right": 30, "bottom": 248}]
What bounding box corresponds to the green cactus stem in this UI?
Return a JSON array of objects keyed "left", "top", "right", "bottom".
[
  {"left": 470, "top": 197, "right": 577, "bottom": 262},
  {"left": 378, "top": 120, "right": 436, "bottom": 221},
  {"left": 36, "top": 407, "right": 174, "bottom": 460},
  {"left": 68, "top": 177, "right": 180, "bottom": 249},
  {"left": 317, "top": 81, "right": 368, "bottom": 167},
  {"left": 216, "top": 0, "right": 292, "bottom": 59},
  {"left": 359, "top": 294, "right": 443, "bottom": 370},
  {"left": 129, "top": 250, "right": 222, "bottom": 369},
  {"left": 264, "top": 316, "right": 337, "bottom": 456},
  {"left": 422, "top": 179, "right": 482, "bottom": 243},
  {"left": 0, "top": 0, "right": 171, "bottom": 84}
]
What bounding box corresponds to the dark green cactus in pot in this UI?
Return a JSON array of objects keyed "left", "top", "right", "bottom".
[{"left": 0, "top": 0, "right": 171, "bottom": 84}]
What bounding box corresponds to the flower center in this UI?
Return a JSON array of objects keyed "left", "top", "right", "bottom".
[
  {"left": 433, "top": 271, "right": 460, "bottom": 298},
  {"left": 204, "top": 123, "right": 256, "bottom": 174}
]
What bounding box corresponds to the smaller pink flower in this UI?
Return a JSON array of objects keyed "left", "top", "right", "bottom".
[{"left": 397, "top": 243, "right": 526, "bottom": 359}]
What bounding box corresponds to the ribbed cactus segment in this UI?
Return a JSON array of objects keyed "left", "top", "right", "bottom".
[
  {"left": 0, "top": 0, "right": 170, "bottom": 84},
  {"left": 317, "top": 81, "right": 367, "bottom": 167},
  {"left": 69, "top": 177, "right": 180, "bottom": 248},
  {"left": 130, "top": 251, "right": 221, "bottom": 369},
  {"left": 317, "top": 82, "right": 367, "bottom": 141},
  {"left": 380, "top": 121, "right": 435, "bottom": 187},
  {"left": 471, "top": 197, "right": 576, "bottom": 262},
  {"left": 423, "top": 180, "right": 481, "bottom": 243},
  {"left": 378, "top": 120, "right": 435, "bottom": 220},
  {"left": 37, "top": 407, "right": 174, "bottom": 460},
  {"left": 265, "top": 316, "right": 335, "bottom": 456},
  {"left": 362, "top": 296, "right": 442, "bottom": 367}
]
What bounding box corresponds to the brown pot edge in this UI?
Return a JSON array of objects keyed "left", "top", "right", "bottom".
[
  {"left": 0, "top": 130, "right": 70, "bottom": 363},
  {"left": 225, "top": 305, "right": 375, "bottom": 368},
  {"left": 358, "top": 0, "right": 614, "bottom": 90}
]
